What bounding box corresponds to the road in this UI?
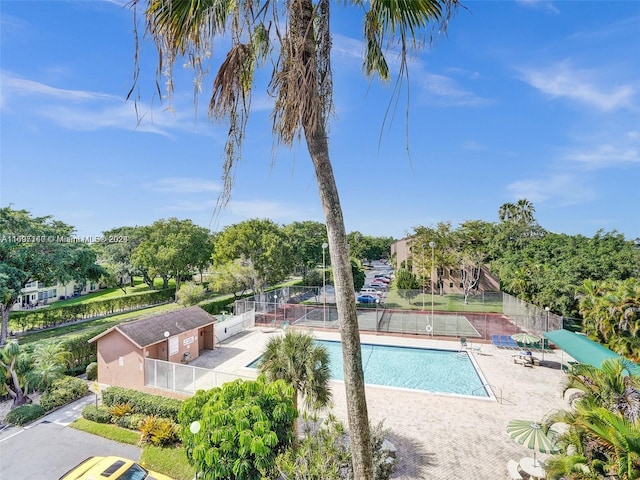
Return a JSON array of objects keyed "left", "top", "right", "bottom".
[{"left": 0, "top": 395, "right": 141, "bottom": 480}]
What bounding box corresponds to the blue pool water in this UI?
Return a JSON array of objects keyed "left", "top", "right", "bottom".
[{"left": 248, "top": 339, "right": 489, "bottom": 398}]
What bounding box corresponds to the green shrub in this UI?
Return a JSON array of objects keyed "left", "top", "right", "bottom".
[
  {"left": 39, "top": 376, "right": 89, "bottom": 411},
  {"left": 102, "top": 386, "right": 182, "bottom": 422},
  {"left": 115, "top": 413, "right": 146, "bottom": 430},
  {"left": 4, "top": 404, "right": 46, "bottom": 426},
  {"left": 82, "top": 405, "right": 112, "bottom": 424},
  {"left": 85, "top": 362, "right": 98, "bottom": 380}
]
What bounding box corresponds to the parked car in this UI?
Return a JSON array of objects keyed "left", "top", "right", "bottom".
[
  {"left": 360, "top": 288, "right": 382, "bottom": 296},
  {"left": 59, "top": 456, "right": 173, "bottom": 480},
  {"left": 373, "top": 277, "right": 390, "bottom": 284},
  {"left": 357, "top": 294, "right": 379, "bottom": 304}
]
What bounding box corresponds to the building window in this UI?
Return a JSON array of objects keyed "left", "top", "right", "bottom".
[
  {"left": 25, "top": 281, "right": 38, "bottom": 289},
  {"left": 449, "top": 282, "right": 454, "bottom": 288}
]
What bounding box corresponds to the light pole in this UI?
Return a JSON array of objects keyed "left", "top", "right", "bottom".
[
  {"left": 422, "top": 243, "right": 426, "bottom": 311},
  {"left": 429, "top": 241, "right": 435, "bottom": 336},
  {"left": 322, "top": 242, "right": 328, "bottom": 328},
  {"left": 544, "top": 306, "right": 550, "bottom": 361},
  {"left": 375, "top": 298, "right": 380, "bottom": 333},
  {"left": 274, "top": 294, "right": 278, "bottom": 325}
]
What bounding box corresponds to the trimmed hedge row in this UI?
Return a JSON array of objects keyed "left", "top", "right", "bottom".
[
  {"left": 4, "top": 404, "right": 46, "bottom": 426},
  {"left": 10, "top": 289, "right": 175, "bottom": 332},
  {"left": 101, "top": 386, "right": 182, "bottom": 422},
  {"left": 39, "top": 376, "right": 89, "bottom": 412},
  {"left": 4, "top": 375, "right": 89, "bottom": 426}
]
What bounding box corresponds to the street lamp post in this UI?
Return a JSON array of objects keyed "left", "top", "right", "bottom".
[
  {"left": 322, "top": 242, "right": 328, "bottom": 328},
  {"left": 274, "top": 294, "right": 278, "bottom": 325},
  {"left": 422, "top": 243, "right": 426, "bottom": 311},
  {"left": 375, "top": 298, "right": 380, "bottom": 333},
  {"left": 544, "top": 306, "right": 550, "bottom": 361},
  {"left": 429, "top": 241, "right": 435, "bottom": 336}
]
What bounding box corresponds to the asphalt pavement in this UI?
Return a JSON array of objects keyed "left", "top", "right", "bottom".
[{"left": 0, "top": 394, "right": 141, "bottom": 480}]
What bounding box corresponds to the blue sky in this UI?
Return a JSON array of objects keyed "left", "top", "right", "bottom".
[{"left": 1, "top": 1, "right": 639, "bottom": 242}]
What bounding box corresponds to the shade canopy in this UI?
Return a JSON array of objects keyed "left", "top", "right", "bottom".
[
  {"left": 507, "top": 420, "right": 558, "bottom": 464},
  {"left": 511, "top": 332, "right": 540, "bottom": 345},
  {"left": 543, "top": 329, "right": 640, "bottom": 374}
]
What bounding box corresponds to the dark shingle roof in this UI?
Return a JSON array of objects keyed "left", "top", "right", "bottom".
[{"left": 91, "top": 306, "right": 215, "bottom": 348}]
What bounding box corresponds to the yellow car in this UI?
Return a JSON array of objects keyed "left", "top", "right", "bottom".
[{"left": 59, "top": 456, "right": 174, "bottom": 480}]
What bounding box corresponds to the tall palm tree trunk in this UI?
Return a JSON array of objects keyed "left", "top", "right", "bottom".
[{"left": 306, "top": 123, "right": 374, "bottom": 480}]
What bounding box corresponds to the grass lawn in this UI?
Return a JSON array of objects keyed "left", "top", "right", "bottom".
[
  {"left": 48, "top": 278, "right": 177, "bottom": 308},
  {"left": 17, "top": 303, "right": 184, "bottom": 344},
  {"left": 71, "top": 418, "right": 195, "bottom": 480},
  {"left": 384, "top": 288, "right": 502, "bottom": 313}
]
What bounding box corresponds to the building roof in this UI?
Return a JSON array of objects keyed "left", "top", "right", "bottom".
[
  {"left": 89, "top": 306, "right": 216, "bottom": 349},
  {"left": 544, "top": 329, "right": 640, "bottom": 375}
]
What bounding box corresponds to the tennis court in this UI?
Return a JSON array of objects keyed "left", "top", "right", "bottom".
[{"left": 271, "top": 304, "right": 479, "bottom": 338}]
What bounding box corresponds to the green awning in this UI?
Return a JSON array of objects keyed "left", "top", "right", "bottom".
[{"left": 543, "top": 329, "right": 640, "bottom": 374}]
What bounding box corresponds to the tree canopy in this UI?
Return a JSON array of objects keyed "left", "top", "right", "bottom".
[
  {"left": 212, "top": 219, "right": 293, "bottom": 292},
  {"left": 0, "top": 207, "right": 103, "bottom": 344}
]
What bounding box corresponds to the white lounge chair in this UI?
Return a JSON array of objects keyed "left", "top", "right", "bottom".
[{"left": 507, "top": 459, "right": 523, "bottom": 480}]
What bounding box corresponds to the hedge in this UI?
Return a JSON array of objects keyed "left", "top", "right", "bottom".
[
  {"left": 5, "top": 404, "right": 46, "bottom": 426},
  {"left": 101, "top": 387, "right": 182, "bottom": 422},
  {"left": 86, "top": 362, "right": 98, "bottom": 381},
  {"left": 9, "top": 289, "right": 175, "bottom": 332},
  {"left": 39, "top": 376, "right": 89, "bottom": 412},
  {"left": 81, "top": 405, "right": 112, "bottom": 424}
]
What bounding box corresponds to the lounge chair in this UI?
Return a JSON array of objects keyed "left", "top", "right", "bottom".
[
  {"left": 491, "top": 335, "right": 502, "bottom": 347},
  {"left": 278, "top": 320, "right": 289, "bottom": 330},
  {"left": 500, "top": 335, "right": 511, "bottom": 348},
  {"left": 473, "top": 344, "right": 482, "bottom": 354},
  {"left": 507, "top": 459, "right": 523, "bottom": 480},
  {"left": 507, "top": 337, "right": 518, "bottom": 349}
]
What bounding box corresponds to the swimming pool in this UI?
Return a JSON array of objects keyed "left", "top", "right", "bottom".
[{"left": 248, "top": 339, "right": 490, "bottom": 398}]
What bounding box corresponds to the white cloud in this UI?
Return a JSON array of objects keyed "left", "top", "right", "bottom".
[
  {"left": 518, "top": 61, "right": 636, "bottom": 111},
  {"left": 332, "top": 34, "right": 490, "bottom": 107},
  {"left": 1, "top": 71, "right": 217, "bottom": 137},
  {"left": 515, "top": 0, "right": 559, "bottom": 14},
  {"left": 144, "top": 177, "right": 221, "bottom": 194},
  {"left": 564, "top": 144, "right": 640, "bottom": 168},
  {"left": 506, "top": 174, "right": 595, "bottom": 206}
]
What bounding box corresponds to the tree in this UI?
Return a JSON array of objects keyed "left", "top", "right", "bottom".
[
  {"left": 93, "top": 226, "right": 145, "bottom": 292},
  {"left": 131, "top": 218, "right": 212, "bottom": 293},
  {"left": 453, "top": 220, "right": 492, "bottom": 304},
  {"left": 178, "top": 376, "right": 298, "bottom": 480},
  {"left": 0, "top": 341, "right": 32, "bottom": 408},
  {"left": 212, "top": 257, "right": 260, "bottom": 297},
  {"left": 28, "top": 341, "right": 71, "bottom": 391},
  {"left": 545, "top": 359, "right": 640, "bottom": 479},
  {"left": 133, "top": 2, "right": 459, "bottom": 477},
  {"left": 259, "top": 331, "right": 331, "bottom": 439},
  {"left": 284, "top": 221, "right": 328, "bottom": 276},
  {"left": 0, "top": 207, "right": 104, "bottom": 345},
  {"left": 176, "top": 281, "right": 207, "bottom": 306},
  {"left": 212, "top": 219, "right": 293, "bottom": 292}
]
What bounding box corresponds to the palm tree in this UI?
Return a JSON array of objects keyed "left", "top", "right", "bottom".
[
  {"left": 498, "top": 202, "right": 517, "bottom": 222},
  {"left": 132, "top": 1, "right": 459, "bottom": 477},
  {"left": 29, "top": 341, "right": 70, "bottom": 391},
  {"left": 0, "top": 341, "right": 32, "bottom": 408},
  {"left": 259, "top": 331, "right": 331, "bottom": 441}
]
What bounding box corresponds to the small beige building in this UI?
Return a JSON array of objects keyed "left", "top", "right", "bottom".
[{"left": 90, "top": 306, "right": 216, "bottom": 392}]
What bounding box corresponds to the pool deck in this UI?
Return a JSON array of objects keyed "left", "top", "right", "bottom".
[{"left": 189, "top": 329, "right": 570, "bottom": 479}]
